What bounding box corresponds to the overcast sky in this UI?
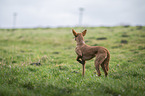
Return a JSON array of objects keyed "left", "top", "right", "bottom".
[{"left": 0, "top": 0, "right": 145, "bottom": 28}]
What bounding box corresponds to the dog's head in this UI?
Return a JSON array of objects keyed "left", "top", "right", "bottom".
[{"left": 72, "top": 29, "right": 87, "bottom": 43}]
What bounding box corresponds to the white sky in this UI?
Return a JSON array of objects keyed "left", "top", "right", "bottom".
[{"left": 0, "top": 0, "right": 145, "bottom": 28}]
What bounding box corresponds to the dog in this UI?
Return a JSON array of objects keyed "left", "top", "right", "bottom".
[{"left": 72, "top": 29, "right": 110, "bottom": 77}]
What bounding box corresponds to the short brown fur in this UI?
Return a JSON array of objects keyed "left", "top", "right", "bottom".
[{"left": 72, "top": 29, "right": 110, "bottom": 77}]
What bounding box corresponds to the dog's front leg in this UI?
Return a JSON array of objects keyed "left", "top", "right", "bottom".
[
  {"left": 75, "top": 48, "right": 83, "bottom": 64},
  {"left": 76, "top": 56, "right": 83, "bottom": 64},
  {"left": 76, "top": 56, "right": 86, "bottom": 77}
]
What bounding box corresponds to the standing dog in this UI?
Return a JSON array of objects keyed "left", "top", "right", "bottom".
[{"left": 72, "top": 29, "right": 110, "bottom": 77}]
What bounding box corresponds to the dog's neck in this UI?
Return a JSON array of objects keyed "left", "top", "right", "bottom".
[{"left": 76, "top": 40, "right": 85, "bottom": 47}]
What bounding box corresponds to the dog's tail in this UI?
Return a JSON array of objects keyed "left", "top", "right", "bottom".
[{"left": 104, "top": 49, "right": 110, "bottom": 71}]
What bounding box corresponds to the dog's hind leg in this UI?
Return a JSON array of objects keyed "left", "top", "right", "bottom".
[
  {"left": 101, "top": 62, "right": 108, "bottom": 77},
  {"left": 100, "top": 52, "right": 110, "bottom": 77},
  {"left": 94, "top": 54, "right": 106, "bottom": 76}
]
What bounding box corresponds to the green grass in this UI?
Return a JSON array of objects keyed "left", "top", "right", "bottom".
[{"left": 0, "top": 26, "right": 145, "bottom": 96}]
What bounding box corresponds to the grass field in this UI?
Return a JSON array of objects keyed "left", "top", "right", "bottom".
[{"left": 0, "top": 26, "right": 145, "bottom": 96}]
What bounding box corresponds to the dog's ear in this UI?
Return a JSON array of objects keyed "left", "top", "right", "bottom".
[
  {"left": 72, "top": 29, "right": 77, "bottom": 37},
  {"left": 82, "top": 29, "right": 87, "bottom": 36}
]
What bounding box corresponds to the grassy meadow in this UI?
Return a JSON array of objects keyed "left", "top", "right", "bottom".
[{"left": 0, "top": 26, "right": 145, "bottom": 96}]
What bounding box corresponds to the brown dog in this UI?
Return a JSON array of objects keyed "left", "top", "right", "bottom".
[{"left": 72, "top": 29, "right": 110, "bottom": 77}]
